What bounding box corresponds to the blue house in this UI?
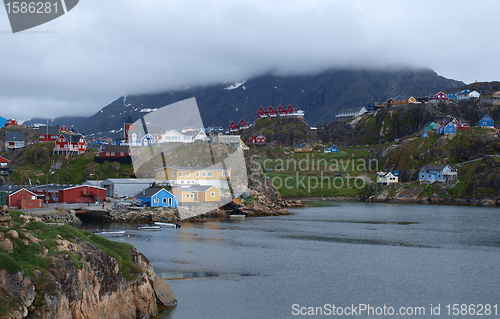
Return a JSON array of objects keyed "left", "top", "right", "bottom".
[
  {"left": 419, "top": 164, "right": 457, "bottom": 183},
  {"left": 443, "top": 123, "right": 456, "bottom": 134},
  {"left": 421, "top": 132, "right": 428, "bottom": 138},
  {"left": 478, "top": 115, "right": 494, "bottom": 128},
  {"left": 136, "top": 187, "right": 178, "bottom": 207},
  {"left": 0, "top": 117, "right": 7, "bottom": 128},
  {"left": 324, "top": 145, "right": 339, "bottom": 154}
]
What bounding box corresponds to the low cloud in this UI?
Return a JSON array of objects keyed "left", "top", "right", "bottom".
[{"left": 0, "top": 0, "right": 498, "bottom": 121}]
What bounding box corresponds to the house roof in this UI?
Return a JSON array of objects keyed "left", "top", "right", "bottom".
[
  {"left": 0, "top": 156, "right": 10, "bottom": 164},
  {"left": 293, "top": 143, "right": 309, "bottom": 148},
  {"left": 126, "top": 115, "right": 134, "bottom": 124},
  {"left": 136, "top": 187, "right": 169, "bottom": 197},
  {"left": 81, "top": 180, "right": 103, "bottom": 187},
  {"left": 157, "top": 166, "right": 230, "bottom": 171},
  {"left": 5, "top": 131, "right": 25, "bottom": 141},
  {"left": 172, "top": 185, "right": 219, "bottom": 193},
  {"left": 101, "top": 145, "right": 130, "bottom": 153},
  {"left": 0, "top": 185, "right": 23, "bottom": 195},
  {"left": 101, "top": 178, "right": 155, "bottom": 184},
  {"left": 61, "top": 134, "right": 84, "bottom": 143},
  {"left": 337, "top": 106, "right": 366, "bottom": 114},
  {"left": 38, "top": 126, "right": 59, "bottom": 135},
  {"left": 31, "top": 184, "right": 78, "bottom": 191},
  {"left": 249, "top": 133, "right": 264, "bottom": 138},
  {"left": 422, "top": 164, "right": 451, "bottom": 171}
]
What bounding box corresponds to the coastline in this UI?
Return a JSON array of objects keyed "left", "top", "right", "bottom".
[{"left": 284, "top": 195, "right": 500, "bottom": 206}]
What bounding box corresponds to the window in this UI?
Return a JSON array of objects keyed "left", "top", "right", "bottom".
[
  {"left": 111, "top": 152, "right": 115, "bottom": 156},
  {"left": 106, "top": 153, "right": 110, "bottom": 156},
  {"left": 162, "top": 171, "right": 165, "bottom": 177},
  {"left": 186, "top": 171, "right": 190, "bottom": 177},
  {"left": 222, "top": 171, "right": 229, "bottom": 177},
  {"left": 179, "top": 171, "right": 183, "bottom": 177},
  {"left": 207, "top": 171, "right": 213, "bottom": 177},
  {"left": 168, "top": 198, "right": 172, "bottom": 206},
  {"left": 171, "top": 171, "right": 175, "bottom": 177},
  {"left": 211, "top": 192, "right": 215, "bottom": 197},
  {"left": 202, "top": 172, "right": 206, "bottom": 177},
  {"left": 196, "top": 172, "right": 199, "bottom": 177},
  {"left": 154, "top": 198, "right": 159, "bottom": 204},
  {"left": 162, "top": 198, "right": 167, "bottom": 203}
]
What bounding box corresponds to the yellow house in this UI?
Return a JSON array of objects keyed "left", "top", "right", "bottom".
[
  {"left": 293, "top": 143, "right": 313, "bottom": 153},
  {"left": 393, "top": 96, "right": 417, "bottom": 105},
  {"left": 155, "top": 166, "right": 231, "bottom": 188},
  {"left": 172, "top": 185, "right": 221, "bottom": 204}
]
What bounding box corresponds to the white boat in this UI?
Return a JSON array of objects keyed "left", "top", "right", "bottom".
[
  {"left": 137, "top": 225, "right": 160, "bottom": 231},
  {"left": 230, "top": 214, "right": 245, "bottom": 218},
  {"left": 154, "top": 222, "right": 181, "bottom": 228},
  {"left": 94, "top": 230, "right": 125, "bottom": 237}
]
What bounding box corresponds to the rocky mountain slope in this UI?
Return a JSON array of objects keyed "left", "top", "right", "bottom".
[
  {"left": 317, "top": 99, "right": 499, "bottom": 146},
  {"left": 73, "top": 68, "right": 463, "bottom": 138}
]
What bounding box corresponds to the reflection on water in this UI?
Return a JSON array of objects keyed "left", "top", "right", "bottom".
[{"left": 85, "top": 202, "right": 500, "bottom": 318}]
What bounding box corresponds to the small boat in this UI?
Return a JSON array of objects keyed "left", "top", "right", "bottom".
[
  {"left": 137, "top": 225, "right": 160, "bottom": 231},
  {"left": 154, "top": 222, "right": 181, "bottom": 228},
  {"left": 230, "top": 215, "right": 245, "bottom": 218},
  {"left": 94, "top": 230, "right": 125, "bottom": 237}
]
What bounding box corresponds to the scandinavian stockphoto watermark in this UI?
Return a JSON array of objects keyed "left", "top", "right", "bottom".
[
  {"left": 3, "top": 0, "right": 79, "bottom": 33},
  {"left": 251, "top": 155, "right": 378, "bottom": 194}
]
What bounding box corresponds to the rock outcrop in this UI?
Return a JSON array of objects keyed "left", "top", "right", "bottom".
[{"left": 0, "top": 213, "right": 176, "bottom": 319}]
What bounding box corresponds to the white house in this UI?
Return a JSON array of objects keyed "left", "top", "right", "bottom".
[
  {"left": 336, "top": 106, "right": 368, "bottom": 120},
  {"left": 377, "top": 172, "right": 398, "bottom": 185},
  {"left": 457, "top": 89, "right": 480, "bottom": 101},
  {"left": 160, "top": 130, "right": 186, "bottom": 143}
]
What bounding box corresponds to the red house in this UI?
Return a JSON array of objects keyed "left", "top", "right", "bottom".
[
  {"left": 267, "top": 106, "right": 276, "bottom": 117},
  {"left": 0, "top": 156, "right": 10, "bottom": 168},
  {"left": 4, "top": 119, "right": 18, "bottom": 127},
  {"left": 238, "top": 118, "right": 249, "bottom": 129},
  {"left": 59, "top": 125, "right": 69, "bottom": 132},
  {"left": 54, "top": 133, "right": 87, "bottom": 156},
  {"left": 59, "top": 185, "right": 106, "bottom": 204},
  {"left": 285, "top": 104, "right": 295, "bottom": 115},
  {"left": 1, "top": 187, "right": 41, "bottom": 209},
  {"left": 257, "top": 106, "right": 268, "bottom": 118},
  {"left": 96, "top": 145, "right": 131, "bottom": 163},
  {"left": 456, "top": 123, "right": 470, "bottom": 131},
  {"left": 38, "top": 125, "right": 60, "bottom": 142},
  {"left": 386, "top": 98, "right": 394, "bottom": 105},
  {"left": 228, "top": 121, "right": 238, "bottom": 133},
  {"left": 31, "top": 184, "right": 106, "bottom": 204},
  {"left": 248, "top": 133, "right": 266, "bottom": 144},
  {"left": 125, "top": 115, "right": 134, "bottom": 141},
  {"left": 276, "top": 105, "right": 286, "bottom": 117},
  {"left": 429, "top": 91, "right": 449, "bottom": 103}
]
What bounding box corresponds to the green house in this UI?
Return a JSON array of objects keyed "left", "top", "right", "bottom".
[
  {"left": 0, "top": 191, "right": 6, "bottom": 206},
  {"left": 423, "top": 122, "right": 440, "bottom": 131}
]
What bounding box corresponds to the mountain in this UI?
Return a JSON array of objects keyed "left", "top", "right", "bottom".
[
  {"left": 75, "top": 68, "right": 464, "bottom": 138},
  {"left": 22, "top": 116, "right": 87, "bottom": 128}
]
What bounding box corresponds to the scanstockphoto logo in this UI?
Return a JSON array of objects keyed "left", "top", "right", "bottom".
[
  {"left": 3, "top": 0, "right": 79, "bottom": 33},
  {"left": 129, "top": 98, "right": 248, "bottom": 218}
]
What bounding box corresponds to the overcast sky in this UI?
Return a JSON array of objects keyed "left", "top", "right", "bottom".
[{"left": 1, "top": 0, "right": 499, "bottom": 122}]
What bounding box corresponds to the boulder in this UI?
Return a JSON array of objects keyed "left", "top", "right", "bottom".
[
  {"left": 0, "top": 238, "right": 14, "bottom": 253},
  {"left": 7, "top": 230, "right": 18, "bottom": 239}
]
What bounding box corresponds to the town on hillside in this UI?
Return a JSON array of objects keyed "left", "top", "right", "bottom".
[{"left": 1, "top": 85, "right": 500, "bottom": 209}]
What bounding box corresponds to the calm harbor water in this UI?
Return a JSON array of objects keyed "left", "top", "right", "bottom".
[{"left": 85, "top": 202, "right": 500, "bottom": 318}]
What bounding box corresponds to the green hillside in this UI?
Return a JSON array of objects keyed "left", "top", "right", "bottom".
[{"left": 1, "top": 142, "right": 135, "bottom": 185}]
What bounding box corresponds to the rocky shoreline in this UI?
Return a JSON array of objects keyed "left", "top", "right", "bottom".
[{"left": 0, "top": 212, "right": 176, "bottom": 319}]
